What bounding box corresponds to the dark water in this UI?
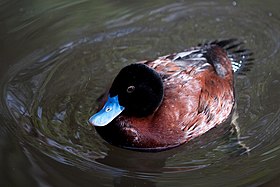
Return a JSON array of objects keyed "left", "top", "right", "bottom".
[{"left": 1, "top": 0, "right": 280, "bottom": 186}]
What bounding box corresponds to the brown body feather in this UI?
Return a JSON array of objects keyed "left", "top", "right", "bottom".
[{"left": 97, "top": 45, "right": 235, "bottom": 150}]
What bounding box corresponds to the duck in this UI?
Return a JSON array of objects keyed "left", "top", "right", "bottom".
[{"left": 89, "top": 39, "right": 253, "bottom": 151}]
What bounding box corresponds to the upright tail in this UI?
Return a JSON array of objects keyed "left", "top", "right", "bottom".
[
  {"left": 210, "top": 39, "right": 254, "bottom": 74},
  {"left": 200, "top": 39, "right": 254, "bottom": 75}
]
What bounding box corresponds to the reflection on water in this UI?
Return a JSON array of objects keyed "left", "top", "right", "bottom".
[{"left": 0, "top": 0, "right": 280, "bottom": 186}]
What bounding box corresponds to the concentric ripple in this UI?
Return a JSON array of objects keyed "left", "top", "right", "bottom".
[{"left": 1, "top": 1, "right": 280, "bottom": 186}]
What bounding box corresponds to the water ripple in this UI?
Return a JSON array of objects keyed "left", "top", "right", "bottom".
[{"left": 1, "top": 1, "right": 280, "bottom": 186}]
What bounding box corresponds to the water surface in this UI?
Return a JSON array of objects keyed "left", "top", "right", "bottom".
[{"left": 0, "top": 0, "right": 280, "bottom": 186}]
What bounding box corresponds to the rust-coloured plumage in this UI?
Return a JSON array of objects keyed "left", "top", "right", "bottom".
[{"left": 91, "top": 39, "right": 253, "bottom": 151}]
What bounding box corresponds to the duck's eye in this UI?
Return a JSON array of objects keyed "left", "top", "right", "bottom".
[{"left": 127, "top": 85, "right": 135, "bottom": 93}]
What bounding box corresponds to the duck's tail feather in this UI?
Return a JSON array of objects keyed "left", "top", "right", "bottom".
[{"left": 199, "top": 39, "right": 254, "bottom": 75}]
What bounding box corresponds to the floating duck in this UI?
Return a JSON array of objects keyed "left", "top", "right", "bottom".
[{"left": 89, "top": 39, "right": 253, "bottom": 151}]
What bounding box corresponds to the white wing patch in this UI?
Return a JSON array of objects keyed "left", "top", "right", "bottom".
[{"left": 172, "top": 50, "right": 204, "bottom": 61}]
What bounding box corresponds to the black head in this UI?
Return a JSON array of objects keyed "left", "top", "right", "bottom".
[{"left": 109, "top": 63, "right": 164, "bottom": 117}]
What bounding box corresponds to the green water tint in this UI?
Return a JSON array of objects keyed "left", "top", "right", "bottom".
[{"left": 0, "top": 0, "right": 280, "bottom": 186}]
